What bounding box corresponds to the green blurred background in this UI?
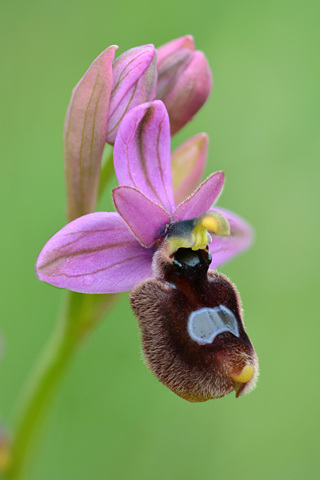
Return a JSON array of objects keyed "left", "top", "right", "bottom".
[{"left": 1, "top": 0, "right": 319, "bottom": 478}]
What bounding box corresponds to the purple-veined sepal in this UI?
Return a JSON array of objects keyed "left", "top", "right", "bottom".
[
  {"left": 113, "top": 100, "right": 175, "bottom": 214},
  {"left": 36, "top": 212, "right": 153, "bottom": 294}
]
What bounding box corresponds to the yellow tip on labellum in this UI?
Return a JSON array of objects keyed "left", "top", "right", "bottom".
[{"left": 230, "top": 364, "right": 254, "bottom": 383}]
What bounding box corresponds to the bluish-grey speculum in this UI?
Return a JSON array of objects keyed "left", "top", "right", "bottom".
[{"left": 187, "top": 306, "right": 240, "bottom": 345}]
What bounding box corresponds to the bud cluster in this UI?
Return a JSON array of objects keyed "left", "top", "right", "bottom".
[{"left": 63, "top": 36, "right": 212, "bottom": 221}]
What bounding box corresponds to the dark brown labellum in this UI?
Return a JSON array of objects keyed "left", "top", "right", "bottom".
[{"left": 130, "top": 248, "right": 258, "bottom": 402}]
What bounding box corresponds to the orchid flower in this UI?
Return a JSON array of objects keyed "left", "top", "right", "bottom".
[
  {"left": 36, "top": 100, "right": 252, "bottom": 295},
  {"left": 37, "top": 99, "right": 257, "bottom": 401}
]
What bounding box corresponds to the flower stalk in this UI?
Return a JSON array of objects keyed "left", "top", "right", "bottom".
[
  {"left": 98, "top": 145, "right": 115, "bottom": 200},
  {"left": 6, "top": 291, "right": 120, "bottom": 480}
]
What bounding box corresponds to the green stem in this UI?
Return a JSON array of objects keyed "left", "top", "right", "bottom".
[
  {"left": 6, "top": 291, "right": 119, "bottom": 480},
  {"left": 98, "top": 145, "right": 114, "bottom": 200}
]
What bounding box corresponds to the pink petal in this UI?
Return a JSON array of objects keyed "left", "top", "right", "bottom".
[
  {"left": 208, "top": 207, "right": 254, "bottom": 269},
  {"left": 172, "top": 171, "right": 225, "bottom": 221},
  {"left": 64, "top": 46, "right": 118, "bottom": 221},
  {"left": 36, "top": 212, "right": 153, "bottom": 293},
  {"left": 113, "top": 186, "right": 171, "bottom": 247},
  {"left": 113, "top": 100, "right": 175, "bottom": 214},
  {"left": 171, "top": 133, "right": 208, "bottom": 205}
]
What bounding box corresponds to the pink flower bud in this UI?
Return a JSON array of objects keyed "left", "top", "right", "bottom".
[
  {"left": 156, "top": 36, "right": 212, "bottom": 135},
  {"left": 64, "top": 46, "right": 117, "bottom": 221},
  {"left": 157, "top": 35, "right": 195, "bottom": 64},
  {"left": 106, "top": 45, "right": 157, "bottom": 144}
]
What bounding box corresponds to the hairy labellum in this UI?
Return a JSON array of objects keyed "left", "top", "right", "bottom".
[{"left": 130, "top": 248, "right": 258, "bottom": 402}]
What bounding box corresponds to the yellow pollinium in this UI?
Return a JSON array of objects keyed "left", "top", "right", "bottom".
[
  {"left": 191, "top": 211, "right": 230, "bottom": 251},
  {"left": 166, "top": 210, "right": 230, "bottom": 255},
  {"left": 231, "top": 364, "right": 254, "bottom": 383}
]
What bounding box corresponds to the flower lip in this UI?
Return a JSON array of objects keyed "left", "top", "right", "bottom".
[
  {"left": 131, "top": 237, "right": 258, "bottom": 402},
  {"left": 231, "top": 364, "right": 256, "bottom": 398},
  {"left": 230, "top": 364, "right": 255, "bottom": 383},
  {"left": 171, "top": 248, "right": 212, "bottom": 279},
  {"left": 187, "top": 305, "right": 240, "bottom": 346}
]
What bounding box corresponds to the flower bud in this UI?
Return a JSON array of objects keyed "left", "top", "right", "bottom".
[
  {"left": 64, "top": 45, "right": 117, "bottom": 221},
  {"left": 131, "top": 246, "right": 258, "bottom": 402},
  {"left": 156, "top": 36, "right": 212, "bottom": 135},
  {"left": 171, "top": 133, "right": 208, "bottom": 205},
  {"left": 106, "top": 45, "right": 157, "bottom": 144}
]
